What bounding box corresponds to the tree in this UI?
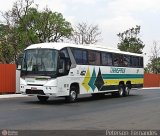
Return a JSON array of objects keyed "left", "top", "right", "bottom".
[
  {"left": 0, "top": 0, "right": 73, "bottom": 63},
  {"left": 117, "top": 25, "right": 145, "bottom": 54},
  {"left": 18, "top": 7, "right": 73, "bottom": 44},
  {"left": 145, "top": 41, "right": 160, "bottom": 74},
  {"left": 71, "top": 22, "right": 101, "bottom": 44},
  {"left": 0, "top": 0, "right": 34, "bottom": 63},
  {"left": 0, "top": 24, "right": 15, "bottom": 63}
]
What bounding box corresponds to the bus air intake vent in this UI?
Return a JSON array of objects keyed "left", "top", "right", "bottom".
[{"left": 26, "top": 89, "right": 45, "bottom": 95}]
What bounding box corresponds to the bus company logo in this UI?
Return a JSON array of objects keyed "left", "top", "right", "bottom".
[
  {"left": 110, "top": 67, "right": 126, "bottom": 73},
  {"left": 2, "top": 130, "right": 8, "bottom": 136}
]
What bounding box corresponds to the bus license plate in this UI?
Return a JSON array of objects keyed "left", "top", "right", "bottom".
[{"left": 31, "top": 87, "right": 37, "bottom": 90}]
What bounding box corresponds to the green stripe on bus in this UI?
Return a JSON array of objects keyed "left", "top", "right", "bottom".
[{"left": 102, "top": 74, "right": 144, "bottom": 79}]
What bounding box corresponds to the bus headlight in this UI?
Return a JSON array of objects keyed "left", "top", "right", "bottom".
[
  {"left": 20, "top": 85, "right": 25, "bottom": 89},
  {"left": 45, "top": 87, "right": 53, "bottom": 90}
]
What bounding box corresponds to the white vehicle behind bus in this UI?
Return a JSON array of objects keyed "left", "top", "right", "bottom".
[{"left": 19, "top": 43, "right": 144, "bottom": 102}]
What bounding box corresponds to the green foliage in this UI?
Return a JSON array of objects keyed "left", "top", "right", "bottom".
[
  {"left": 145, "top": 42, "right": 160, "bottom": 74},
  {"left": 0, "top": 24, "right": 15, "bottom": 63},
  {"left": 0, "top": 0, "right": 73, "bottom": 63},
  {"left": 18, "top": 8, "right": 73, "bottom": 46},
  {"left": 117, "top": 25, "right": 145, "bottom": 54},
  {"left": 0, "top": 43, "right": 14, "bottom": 63},
  {"left": 146, "top": 57, "right": 160, "bottom": 74}
]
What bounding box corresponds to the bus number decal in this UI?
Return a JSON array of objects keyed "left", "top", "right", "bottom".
[{"left": 110, "top": 67, "right": 126, "bottom": 73}]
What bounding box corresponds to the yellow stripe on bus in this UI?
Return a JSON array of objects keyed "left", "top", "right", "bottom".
[{"left": 103, "top": 78, "right": 144, "bottom": 85}]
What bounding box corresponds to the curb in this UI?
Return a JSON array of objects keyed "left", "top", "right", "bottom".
[
  {"left": 0, "top": 88, "right": 160, "bottom": 99},
  {"left": 142, "top": 87, "right": 160, "bottom": 90},
  {"left": 0, "top": 94, "right": 27, "bottom": 99}
]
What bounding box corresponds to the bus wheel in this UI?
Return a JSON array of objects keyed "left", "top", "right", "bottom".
[
  {"left": 37, "top": 96, "right": 49, "bottom": 102},
  {"left": 65, "top": 87, "right": 78, "bottom": 103},
  {"left": 125, "top": 86, "right": 130, "bottom": 96},
  {"left": 118, "top": 85, "right": 125, "bottom": 97}
]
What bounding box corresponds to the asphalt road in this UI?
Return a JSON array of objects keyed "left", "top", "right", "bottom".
[{"left": 0, "top": 89, "right": 160, "bottom": 130}]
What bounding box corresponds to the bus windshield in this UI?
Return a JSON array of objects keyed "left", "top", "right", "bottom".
[{"left": 21, "top": 49, "right": 58, "bottom": 77}]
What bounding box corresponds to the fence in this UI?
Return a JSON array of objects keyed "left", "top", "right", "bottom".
[
  {"left": 144, "top": 73, "right": 160, "bottom": 87},
  {"left": 0, "top": 64, "right": 16, "bottom": 94}
]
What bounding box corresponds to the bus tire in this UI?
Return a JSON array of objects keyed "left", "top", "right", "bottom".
[
  {"left": 124, "top": 86, "right": 130, "bottom": 96},
  {"left": 37, "top": 96, "right": 49, "bottom": 102},
  {"left": 118, "top": 85, "right": 125, "bottom": 97},
  {"left": 65, "top": 87, "right": 78, "bottom": 103}
]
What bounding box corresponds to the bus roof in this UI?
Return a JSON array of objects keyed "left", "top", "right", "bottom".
[{"left": 25, "top": 42, "right": 143, "bottom": 57}]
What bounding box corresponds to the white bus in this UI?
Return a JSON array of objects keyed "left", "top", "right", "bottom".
[{"left": 20, "top": 43, "right": 144, "bottom": 102}]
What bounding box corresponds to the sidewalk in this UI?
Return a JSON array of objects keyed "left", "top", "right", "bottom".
[
  {"left": 0, "top": 87, "right": 160, "bottom": 99},
  {"left": 0, "top": 94, "right": 27, "bottom": 99},
  {"left": 143, "top": 87, "right": 160, "bottom": 90}
]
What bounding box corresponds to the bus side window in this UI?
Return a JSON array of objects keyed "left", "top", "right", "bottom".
[
  {"left": 113, "top": 54, "right": 124, "bottom": 67},
  {"left": 124, "top": 55, "right": 130, "bottom": 67},
  {"left": 130, "top": 56, "right": 133, "bottom": 67},
  {"left": 139, "top": 57, "right": 144, "bottom": 68},
  {"left": 113, "top": 54, "right": 119, "bottom": 66},
  {"left": 71, "top": 48, "right": 87, "bottom": 65},
  {"left": 60, "top": 48, "right": 71, "bottom": 74},
  {"left": 119, "top": 55, "right": 123, "bottom": 67},
  {"left": 101, "top": 52, "right": 113, "bottom": 66},
  {"left": 88, "top": 50, "right": 100, "bottom": 65},
  {"left": 132, "top": 56, "right": 139, "bottom": 67},
  {"left": 60, "top": 48, "right": 70, "bottom": 59}
]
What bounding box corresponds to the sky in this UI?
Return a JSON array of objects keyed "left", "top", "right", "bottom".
[{"left": 0, "top": 0, "right": 160, "bottom": 66}]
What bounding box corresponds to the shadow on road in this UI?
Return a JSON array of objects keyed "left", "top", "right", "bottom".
[{"left": 22, "top": 93, "right": 142, "bottom": 106}]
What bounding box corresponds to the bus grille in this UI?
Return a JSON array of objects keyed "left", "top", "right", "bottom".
[{"left": 26, "top": 89, "right": 45, "bottom": 95}]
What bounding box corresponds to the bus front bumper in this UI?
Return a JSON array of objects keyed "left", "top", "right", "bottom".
[{"left": 20, "top": 85, "right": 57, "bottom": 96}]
